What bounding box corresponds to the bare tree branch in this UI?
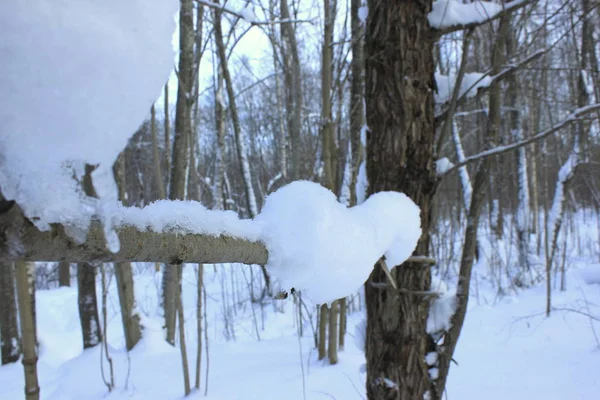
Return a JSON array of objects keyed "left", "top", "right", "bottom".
[
  {"left": 441, "top": 103, "right": 600, "bottom": 177},
  {"left": 194, "top": 0, "right": 313, "bottom": 25}
]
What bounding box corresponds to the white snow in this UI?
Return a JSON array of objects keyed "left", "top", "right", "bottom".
[
  {"left": 578, "top": 264, "right": 600, "bottom": 285},
  {"left": 239, "top": 5, "right": 257, "bottom": 23},
  {"left": 425, "top": 351, "right": 438, "bottom": 366},
  {"left": 339, "top": 141, "right": 353, "bottom": 206},
  {"left": 358, "top": 5, "right": 368, "bottom": 24},
  {"left": 2, "top": 229, "right": 600, "bottom": 400},
  {"left": 435, "top": 72, "right": 491, "bottom": 104},
  {"left": 355, "top": 161, "right": 368, "bottom": 205},
  {"left": 435, "top": 157, "right": 455, "bottom": 176},
  {"left": 360, "top": 124, "right": 369, "bottom": 147},
  {"left": 452, "top": 120, "right": 473, "bottom": 209},
  {"left": 256, "top": 181, "right": 421, "bottom": 304},
  {"left": 0, "top": 0, "right": 178, "bottom": 234},
  {"left": 427, "top": 276, "right": 456, "bottom": 334},
  {"left": 111, "top": 200, "right": 261, "bottom": 240},
  {"left": 354, "top": 318, "right": 367, "bottom": 352},
  {"left": 429, "top": 0, "right": 523, "bottom": 29}
]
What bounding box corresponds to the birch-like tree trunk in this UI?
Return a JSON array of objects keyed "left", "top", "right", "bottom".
[
  {"left": 349, "top": 0, "right": 365, "bottom": 206},
  {"left": 26, "top": 262, "right": 36, "bottom": 344},
  {"left": 78, "top": 164, "right": 102, "bottom": 349},
  {"left": 213, "top": 1, "right": 270, "bottom": 296},
  {"left": 435, "top": 13, "right": 512, "bottom": 399},
  {"left": 545, "top": 0, "right": 593, "bottom": 310},
  {"left": 15, "top": 260, "right": 39, "bottom": 400},
  {"left": 77, "top": 263, "right": 102, "bottom": 349},
  {"left": 0, "top": 262, "right": 20, "bottom": 364},
  {"left": 280, "top": 0, "right": 303, "bottom": 179},
  {"left": 58, "top": 261, "right": 70, "bottom": 287},
  {"left": 213, "top": 68, "right": 226, "bottom": 210},
  {"left": 114, "top": 153, "right": 142, "bottom": 351},
  {"left": 506, "top": 26, "right": 532, "bottom": 285},
  {"left": 164, "top": 0, "right": 194, "bottom": 346}
]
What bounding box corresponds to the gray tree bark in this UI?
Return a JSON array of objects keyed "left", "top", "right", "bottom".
[
  {"left": 58, "top": 261, "right": 70, "bottom": 287},
  {"left": 280, "top": 0, "right": 303, "bottom": 179},
  {"left": 15, "top": 260, "right": 39, "bottom": 400},
  {"left": 0, "top": 262, "right": 20, "bottom": 364},
  {"left": 77, "top": 263, "right": 102, "bottom": 349},
  {"left": 164, "top": 0, "right": 195, "bottom": 346},
  {"left": 364, "top": 1, "right": 437, "bottom": 398}
]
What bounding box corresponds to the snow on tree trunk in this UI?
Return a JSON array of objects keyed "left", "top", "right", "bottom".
[{"left": 451, "top": 120, "right": 472, "bottom": 211}]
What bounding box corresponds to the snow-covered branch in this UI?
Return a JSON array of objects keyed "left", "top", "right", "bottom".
[
  {"left": 1, "top": 181, "right": 423, "bottom": 304},
  {"left": 194, "top": 0, "right": 313, "bottom": 25},
  {"left": 441, "top": 104, "right": 600, "bottom": 177},
  {"left": 0, "top": 197, "right": 268, "bottom": 265},
  {"left": 430, "top": 0, "right": 534, "bottom": 36},
  {"left": 435, "top": 49, "right": 545, "bottom": 123}
]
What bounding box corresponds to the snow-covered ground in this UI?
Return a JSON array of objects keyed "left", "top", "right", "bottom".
[{"left": 1, "top": 259, "right": 599, "bottom": 400}]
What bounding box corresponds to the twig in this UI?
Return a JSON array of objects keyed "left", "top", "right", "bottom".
[
  {"left": 441, "top": 103, "right": 600, "bottom": 177},
  {"left": 194, "top": 0, "right": 314, "bottom": 25},
  {"left": 100, "top": 264, "right": 115, "bottom": 392}
]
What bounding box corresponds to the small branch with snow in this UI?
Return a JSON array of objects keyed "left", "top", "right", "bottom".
[
  {"left": 435, "top": 49, "right": 546, "bottom": 123},
  {"left": 0, "top": 198, "right": 268, "bottom": 265},
  {"left": 194, "top": 0, "right": 313, "bottom": 25},
  {"left": 429, "top": 0, "right": 534, "bottom": 37},
  {"left": 441, "top": 103, "right": 600, "bottom": 177}
]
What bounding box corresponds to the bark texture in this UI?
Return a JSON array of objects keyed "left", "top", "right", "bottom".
[
  {"left": 280, "top": 0, "right": 303, "bottom": 179},
  {"left": 165, "top": 0, "right": 196, "bottom": 346},
  {"left": 58, "top": 261, "right": 70, "bottom": 287},
  {"left": 114, "top": 263, "right": 141, "bottom": 351},
  {"left": 0, "top": 262, "right": 20, "bottom": 364},
  {"left": 15, "top": 261, "right": 39, "bottom": 400},
  {"left": 364, "top": 1, "right": 437, "bottom": 399},
  {"left": 77, "top": 263, "right": 102, "bottom": 349},
  {"left": 114, "top": 153, "right": 142, "bottom": 350}
]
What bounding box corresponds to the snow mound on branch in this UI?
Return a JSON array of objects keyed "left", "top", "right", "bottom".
[
  {"left": 0, "top": 1, "right": 178, "bottom": 233},
  {"left": 110, "top": 200, "right": 261, "bottom": 240},
  {"left": 435, "top": 72, "right": 491, "bottom": 104},
  {"left": 256, "top": 181, "right": 421, "bottom": 304},
  {"left": 429, "top": 0, "right": 506, "bottom": 29}
]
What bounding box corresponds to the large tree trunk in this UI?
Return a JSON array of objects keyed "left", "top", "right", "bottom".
[
  {"left": 0, "top": 262, "right": 20, "bottom": 364},
  {"left": 77, "top": 263, "right": 102, "bottom": 349},
  {"left": 364, "top": 1, "right": 437, "bottom": 399}
]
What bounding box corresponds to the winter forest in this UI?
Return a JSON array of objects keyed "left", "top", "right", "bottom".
[{"left": 1, "top": 0, "right": 600, "bottom": 399}]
